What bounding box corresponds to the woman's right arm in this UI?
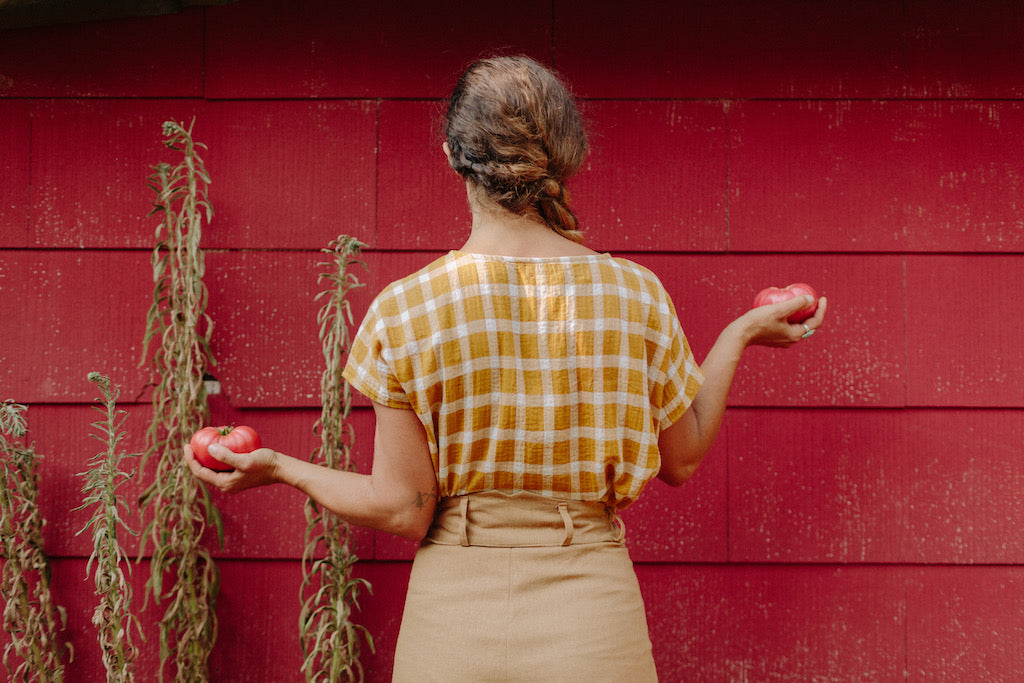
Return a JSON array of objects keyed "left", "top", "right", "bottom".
[
  {"left": 185, "top": 401, "right": 438, "bottom": 541},
  {"left": 657, "top": 294, "right": 828, "bottom": 486}
]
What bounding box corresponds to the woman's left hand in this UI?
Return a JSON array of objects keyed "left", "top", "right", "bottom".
[{"left": 736, "top": 294, "right": 828, "bottom": 349}]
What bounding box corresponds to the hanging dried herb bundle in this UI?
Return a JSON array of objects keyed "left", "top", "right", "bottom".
[
  {"left": 76, "top": 373, "right": 143, "bottom": 681},
  {"left": 1, "top": 400, "right": 69, "bottom": 680},
  {"left": 299, "top": 236, "right": 372, "bottom": 682},
  {"left": 138, "top": 119, "right": 221, "bottom": 682}
]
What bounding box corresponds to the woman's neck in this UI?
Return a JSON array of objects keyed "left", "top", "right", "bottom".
[{"left": 459, "top": 204, "right": 597, "bottom": 258}]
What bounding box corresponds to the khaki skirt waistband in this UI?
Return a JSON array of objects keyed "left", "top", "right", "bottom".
[{"left": 425, "top": 491, "right": 625, "bottom": 548}]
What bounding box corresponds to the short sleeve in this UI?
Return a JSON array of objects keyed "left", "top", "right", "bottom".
[
  {"left": 657, "top": 316, "right": 704, "bottom": 428},
  {"left": 341, "top": 299, "right": 412, "bottom": 409},
  {"left": 648, "top": 293, "right": 704, "bottom": 430}
]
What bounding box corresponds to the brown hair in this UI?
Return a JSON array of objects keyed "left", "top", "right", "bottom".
[{"left": 445, "top": 55, "right": 588, "bottom": 243}]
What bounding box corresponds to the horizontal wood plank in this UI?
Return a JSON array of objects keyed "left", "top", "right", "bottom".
[
  {"left": 730, "top": 101, "right": 1024, "bottom": 252},
  {"left": 904, "top": 0, "right": 1024, "bottom": 98},
  {"left": 631, "top": 253, "right": 906, "bottom": 407},
  {"left": 0, "top": 100, "right": 30, "bottom": 247},
  {"left": 729, "top": 408, "right": 1024, "bottom": 563},
  {"left": 573, "top": 101, "right": 728, "bottom": 252},
  {"left": 907, "top": 566, "right": 1024, "bottom": 680},
  {"left": 29, "top": 99, "right": 210, "bottom": 249},
  {"left": 907, "top": 255, "right": 1024, "bottom": 406},
  {"left": 0, "top": 10, "right": 203, "bottom": 97},
  {"left": 0, "top": 250, "right": 153, "bottom": 403},
  {"left": 201, "top": 100, "right": 377, "bottom": 249},
  {"left": 621, "top": 437, "right": 729, "bottom": 563},
  {"left": 556, "top": 0, "right": 904, "bottom": 99},
  {"left": 376, "top": 101, "right": 469, "bottom": 250},
  {"left": 205, "top": 0, "right": 551, "bottom": 99},
  {"left": 29, "top": 402, "right": 375, "bottom": 561},
  {"left": 639, "top": 563, "right": 907, "bottom": 681}
]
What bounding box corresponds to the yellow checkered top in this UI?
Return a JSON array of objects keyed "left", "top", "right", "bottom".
[{"left": 342, "top": 251, "right": 704, "bottom": 509}]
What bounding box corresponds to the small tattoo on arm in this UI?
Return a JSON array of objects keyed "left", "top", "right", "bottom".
[{"left": 412, "top": 490, "right": 438, "bottom": 509}]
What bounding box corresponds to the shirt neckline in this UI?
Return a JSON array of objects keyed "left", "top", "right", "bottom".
[{"left": 448, "top": 250, "right": 612, "bottom": 263}]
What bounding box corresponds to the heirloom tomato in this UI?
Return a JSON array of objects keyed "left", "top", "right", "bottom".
[
  {"left": 752, "top": 283, "right": 818, "bottom": 323},
  {"left": 189, "top": 425, "right": 261, "bottom": 472}
]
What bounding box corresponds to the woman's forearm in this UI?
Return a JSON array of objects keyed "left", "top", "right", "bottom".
[
  {"left": 271, "top": 452, "right": 430, "bottom": 539},
  {"left": 686, "top": 319, "right": 750, "bottom": 454}
]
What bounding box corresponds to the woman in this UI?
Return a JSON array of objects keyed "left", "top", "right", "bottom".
[{"left": 186, "top": 55, "right": 827, "bottom": 680}]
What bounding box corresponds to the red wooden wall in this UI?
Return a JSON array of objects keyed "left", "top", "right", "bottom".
[{"left": 2, "top": 1, "right": 1023, "bottom": 679}]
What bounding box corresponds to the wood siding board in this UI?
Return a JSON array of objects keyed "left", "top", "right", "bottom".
[
  {"left": 205, "top": 0, "right": 551, "bottom": 99},
  {"left": 556, "top": 0, "right": 904, "bottom": 99},
  {"left": 0, "top": 250, "right": 152, "bottom": 404},
  {"left": 29, "top": 99, "right": 209, "bottom": 249},
  {"left": 29, "top": 98, "right": 380, "bottom": 250},
  {"left": 207, "top": 560, "right": 306, "bottom": 681},
  {"left": 573, "top": 101, "right": 728, "bottom": 252},
  {"left": 206, "top": 250, "right": 335, "bottom": 408},
  {"left": 0, "top": 100, "right": 30, "bottom": 247},
  {"left": 199, "top": 402, "right": 376, "bottom": 561},
  {"left": 41, "top": 559, "right": 161, "bottom": 680},
  {"left": 0, "top": 10, "right": 203, "bottom": 98},
  {"left": 729, "top": 408, "right": 1024, "bottom": 564},
  {"left": 556, "top": 0, "right": 740, "bottom": 99},
  {"left": 376, "top": 100, "right": 470, "bottom": 250},
  {"left": 630, "top": 253, "right": 905, "bottom": 408},
  {"left": 906, "top": 255, "right": 1024, "bottom": 407},
  {"left": 907, "top": 566, "right": 1024, "bottom": 680},
  {"left": 730, "top": 101, "right": 1024, "bottom": 253},
  {"left": 728, "top": 409, "right": 911, "bottom": 564},
  {"left": 372, "top": 531, "right": 420, "bottom": 562},
  {"left": 201, "top": 100, "right": 377, "bottom": 250},
  {"left": 638, "top": 563, "right": 907, "bottom": 681},
  {"left": 897, "top": 410, "right": 1024, "bottom": 564},
  {"left": 904, "top": 0, "right": 1024, "bottom": 98}
]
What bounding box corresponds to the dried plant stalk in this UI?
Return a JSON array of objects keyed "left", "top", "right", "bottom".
[
  {"left": 1, "top": 400, "right": 69, "bottom": 681},
  {"left": 138, "top": 119, "right": 221, "bottom": 682},
  {"left": 299, "top": 236, "right": 372, "bottom": 682},
  {"left": 76, "top": 373, "right": 143, "bottom": 681}
]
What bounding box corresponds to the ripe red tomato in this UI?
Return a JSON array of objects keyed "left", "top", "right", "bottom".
[
  {"left": 752, "top": 283, "right": 819, "bottom": 323},
  {"left": 189, "top": 425, "right": 261, "bottom": 472}
]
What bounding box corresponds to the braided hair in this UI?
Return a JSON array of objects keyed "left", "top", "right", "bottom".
[{"left": 445, "top": 56, "right": 588, "bottom": 244}]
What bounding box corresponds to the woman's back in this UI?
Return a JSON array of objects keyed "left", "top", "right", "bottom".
[{"left": 344, "top": 249, "right": 704, "bottom": 508}]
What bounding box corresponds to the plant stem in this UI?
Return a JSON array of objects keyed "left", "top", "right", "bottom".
[
  {"left": 138, "top": 119, "right": 220, "bottom": 683},
  {"left": 299, "top": 236, "right": 372, "bottom": 682}
]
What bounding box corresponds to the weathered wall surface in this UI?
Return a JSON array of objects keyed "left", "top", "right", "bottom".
[{"left": 2, "top": 1, "right": 1023, "bottom": 679}]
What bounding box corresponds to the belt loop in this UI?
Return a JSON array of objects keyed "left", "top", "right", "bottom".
[
  {"left": 609, "top": 509, "right": 625, "bottom": 543},
  {"left": 459, "top": 496, "right": 470, "bottom": 547},
  {"left": 557, "top": 502, "right": 574, "bottom": 546}
]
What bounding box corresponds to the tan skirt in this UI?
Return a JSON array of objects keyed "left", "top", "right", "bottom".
[{"left": 391, "top": 491, "right": 658, "bottom": 682}]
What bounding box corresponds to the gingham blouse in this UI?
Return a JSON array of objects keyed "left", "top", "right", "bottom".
[{"left": 342, "top": 250, "right": 704, "bottom": 508}]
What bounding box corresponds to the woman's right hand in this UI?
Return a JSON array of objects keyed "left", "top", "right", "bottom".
[
  {"left": 733, "top": 294, "right": 828, "bottom": 349},
  {"left": 184, "top": 443, "right": 282, "bottom": 493}
]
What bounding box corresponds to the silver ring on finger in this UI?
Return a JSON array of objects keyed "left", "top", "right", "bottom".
[{"left": 801, "top": 323, "right": 815, "bottom": 339}]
